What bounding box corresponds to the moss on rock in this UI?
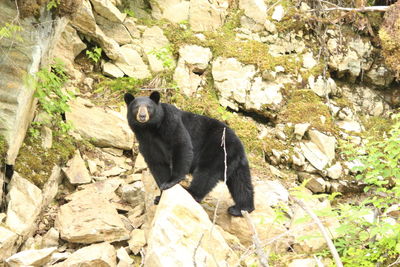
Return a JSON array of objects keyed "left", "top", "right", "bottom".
[
  {"left": 0, "top": 134, "right": 7, "bottom": 166},
  {"left": 14, "top": 125, "right": 79, "bottom": 188},
  {"left": 379, "top": 0, "right": 400, "bottom": 79},
  {"left": 280, "top": 89, "right": 336, "bottom": 133}
]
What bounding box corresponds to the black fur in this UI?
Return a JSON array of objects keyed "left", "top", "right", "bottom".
[{"left": 124, "top": 91, "right": 254, "bottom": 216}]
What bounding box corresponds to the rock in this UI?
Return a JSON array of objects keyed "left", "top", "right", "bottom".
[
  {"left": 52, "top": 24, "right": 86, "bottom": 79},
  {"left": 365, "top": 63, "right": 394, "bottom": 87},
  {"left": 134, "top": 153, "right": 148, "bottom": 172},
  {"left": 116, "top": 247, "right": 133, "bottom": 265},
  {"left": 66, "top": 97, "right": 134, "bottom": 150},
  {"left": 42, "top": 165, "right": 63, "bottom": 207},
  {"left": 302, "top": 52, "right": 317, "bottom": 69},
  {"left": 308, "top": 130, "right": 336, "bottom": 163},
  {"left": 299, "top": 173, "right": 327, "bottom": 193},
  {"left": 0, "top": 226, "right": 18, "bottom": 261},
  {"left": 56, "top": 191, "right": 129, "bottom": 244},
  {"left": 239, "top": 0, "right": 267, "bottom": 24},
  {"left": 95, "top": 14, "right": 132, "bottom": 45},
  {"left": 272, "top": 5, "right": 285, "bottom": 21},
  {"left": 247, "top": 77, "right": 283, "bottom": 110},
  {"left": 128, "top": 229, "right": 146, "bottom": 254},
  {"left": 41, "top": 126, "right": 53, "bottom": 149},
  {"left": 118, "top": 181, "right": 145, "bottom": 206},
  {"left": 145, "top": 185, "right": 239, "bottom": 266},
  {"left": 288, "top": 258, "right": 318, "bottom": 267},
  {"left": 102, "top": 61, "right": 125, "bottom": 78},
  {"left": 53, "top": 242, "right": 117, "bottom": 267},
  {"left": 327, "top": 33, "right": 373, "bottom": 82},
  {"left": 90, "top": 0, "right": 126, "bottom": 23},
  {"left": 294, "top": 123, "right": 310, "bottom": 140},
  {"left": 102, "top": 166, "right": 126, "bottom": 177},
  {"left": 300, "top": 142, "right": 330, "bottom": 171},
  {"left": 67, "top": 178, "right": 123, "bottom": 202},
  {"left": 124, "top": 18, "right": 141, "bottom": 39},
  {"left": 212, "top": 57, "right": 255, "bottom": 110},
  {"left": 173, "top": 45, "right": 212, "bottom": 96},
  {"left": 63, "top": 150, "right": 92, "bottom": 185},
  {"left": 336, "top": 120, "right": 363, "bottom": 133},
  {"left": 308, "top": 75, "right": 337, "bottom": 97},
  {"left": 327, "top": 162, "right": 343, "bottom": 180},
  {"left": 142, "top": 26, "right": 174, "bottom": 73},
  {"left": 71, "top": 0, "right": 120, "bottom": 60},
  {"left": 150, "top": 0, "right": 190, "bottom": 23},
  {"left": 204, "top": 182, "right": 289, "bottom": 250},
  {"left": 42, "top": 228, "right": 59, "bottom": 248},
  {"left": 6, "top": 173, "right": 43, "bottom": 236},
  {"left": 189, "top": 0, "right": 228, "bottom": 32},
  {"left": 6, "top": 247, "right": 57, "bottom": 267},
  {"left": 115, "top": 44, "right": 151, "bottom": 78},
  {"left": 264, "top": 19, "right": 277, "bottom": 33}
]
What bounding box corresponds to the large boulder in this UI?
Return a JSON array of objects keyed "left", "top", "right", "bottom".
[
  {"left": 6, "top": 173, "right": 43, "bottom": 236},
  {"left": 66, "top": 97, "right": 134, "bottom": 150},
  {"left": 55, "top": 191, "right": 129, "bottom": 244},
  {"left": 144, "top": 185, "right": 239, "bottom": 267}
]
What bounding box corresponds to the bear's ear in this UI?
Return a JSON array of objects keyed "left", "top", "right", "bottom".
[
  {"left": 124, "top": 93, "right": 135, "bottom": 105},
  {"left": 150, "top": 91, "right": 160, "bottom": 104}
]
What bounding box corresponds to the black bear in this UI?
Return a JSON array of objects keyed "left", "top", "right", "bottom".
[{"left": 124, "top": 91, "right": 254, "bottom": 216}]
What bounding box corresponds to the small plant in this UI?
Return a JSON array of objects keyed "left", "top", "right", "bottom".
[
  {"left": 0, "top": 23, "right": 22, "bottom": 41},
  {"left": 86, "top": 46, "right": 102, "bottom": 63},
  {"left": 47, "top": 0, "right": 60, "bottom": 11},
  {"left": 34, "top": 58, "right": 73, "bottom": 133},
  {"left": 150, "top": 46, "right": 174, "bottom": 69},
  {"left": 124, "top": 9, "right": 135, "bottom": 17},
  {"left": 332, "top": 114, "right": 400, "bottom": 266}
]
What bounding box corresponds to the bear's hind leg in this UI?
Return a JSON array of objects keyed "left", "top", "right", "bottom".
[
  {"left": 226, "top": 164, "right": 255, "bottom": 217},
  {"left": 187, "top": 168, "right": 220, "bottom": 203}
]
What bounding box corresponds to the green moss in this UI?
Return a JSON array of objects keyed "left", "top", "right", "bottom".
[
  {"left": 14, "top": 125, "right": 79, "bottom": 188},
  {"left": 360, "top": 116, "right": 393, "bottom": 140},
  {"left": 91, "top": 75, "right": 147, "bottom": 106},
  {"left": 0, "top": 134, "right": 7, "bottom": 166},
  {"left": 280, "top": 89, "right": 336, "bottom": 133}
]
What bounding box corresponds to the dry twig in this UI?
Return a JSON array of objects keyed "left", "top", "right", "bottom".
[
  {"left": 290, "top": 196, "right": 343, "bottom": 267},
  {"left": 309, "top": 6, "right": 389, "bottom": 12},
  {"left": 241, "top": 211, "right": 269, "bottom": 267}
]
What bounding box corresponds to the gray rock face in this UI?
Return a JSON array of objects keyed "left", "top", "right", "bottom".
[
  {"left": 173, "top": 45, "right": 212, "bottom": 96},
  {"left": 212, "top": 57, "right": 283, "bottom": 113},
  {"left": 150, "top": 0, "right": 190, "bottom": 23},
  {"left": 189, "top": 0, "right": 229, "bottom": 32},
  {"left": 66, "top": 98, "right": 134, "bottom": 150},
  {"left": 142, "top": 26, "right": 174, "bottom": 73},
  {"left": 239, "top": 0, "right": 267, "bottom": 24},
  {"left": 115, "top": 44, "right": 151, "bottom": 78},
  {"left": 0, "top": 2, "right": 68, "bottom": 165}
]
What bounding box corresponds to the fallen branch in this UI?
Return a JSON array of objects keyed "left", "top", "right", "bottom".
[
  {"left": 309, "top": 6, "right": 389, "bottom": 12},
  {"left": 241, "top": 210, "right": 269, "bottom": 267},
  {"left": 290, "top": 196, "right": 343, "bottom": 267}
]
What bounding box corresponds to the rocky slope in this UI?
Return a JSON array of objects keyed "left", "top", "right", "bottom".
[{"left": 0, "top": 0, "right": 399, "bottom": 266}]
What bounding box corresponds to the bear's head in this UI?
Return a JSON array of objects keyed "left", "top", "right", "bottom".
[{"left": 124, "top": 91, "right": 162, "bottom": 127}]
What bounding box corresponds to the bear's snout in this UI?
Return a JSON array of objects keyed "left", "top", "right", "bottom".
[{"left": 136, "top": 106, "right": 150, "bottom": 123}]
